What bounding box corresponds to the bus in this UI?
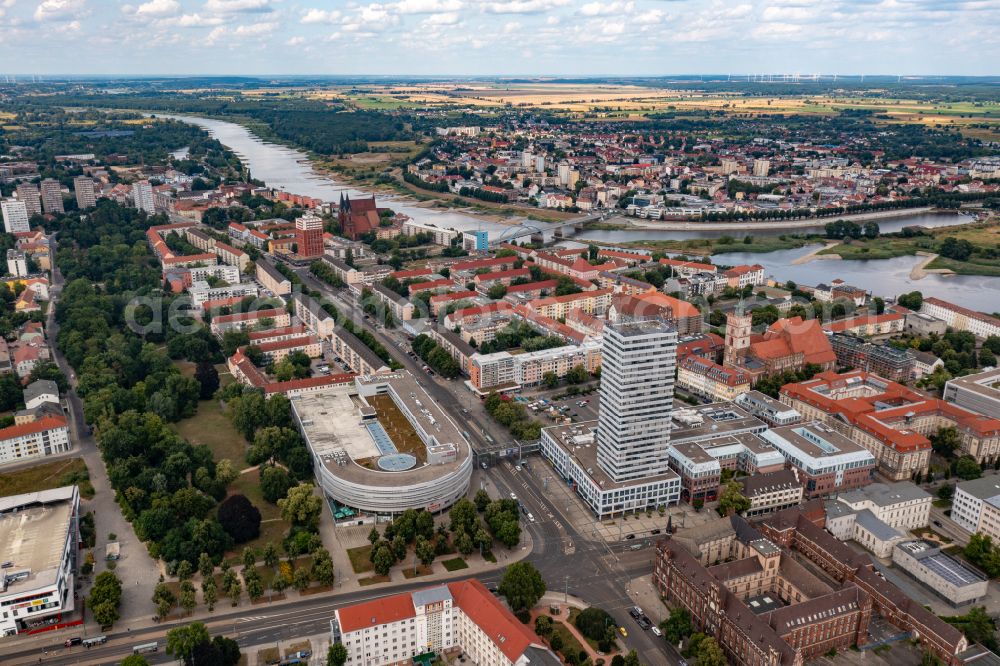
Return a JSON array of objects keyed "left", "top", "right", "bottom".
[
  {"left": 133, "top": 642, "right": 158, "bottom": 654},
  {"left": 82, "top": 635, "right": 107, "bottom": 647}
]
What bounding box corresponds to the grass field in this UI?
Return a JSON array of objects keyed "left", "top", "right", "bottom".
[
  {"left": 619, "top": 233, "right": 816, "bottom": 257},
  {"left": 0, "top": 457, "right": 93, "bottom": 498},
  {"left": 221, "top": 469, "right": 290, "bottom": 563},
  {"left": 347, "top": 545, "right": 374, "bottom": 574},
  {"left": 172, "top": 398, "right": 248, "bottom": 470},
  {"left": 402, "top": 564, "right": 434, "bottom": 579},
  {"left": 548, "top": 617, "right": 588, "bottom": 661},
  {"left": 359, "top": 574, "right": 391, "bottom": 586},
  {"left": 441, "top": 557, "right": 468, "bottom": 572}
]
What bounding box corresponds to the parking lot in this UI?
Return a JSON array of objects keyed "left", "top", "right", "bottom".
[{"left": 518, "top": 393, "right": 599, "bottom": 425}]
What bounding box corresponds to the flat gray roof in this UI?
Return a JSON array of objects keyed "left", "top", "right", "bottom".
[
  {"left": 956, "top": 475, "right": 1000, "bottom": 502},
  {"left": 840, "top": 481, "right": 930, "bottom": 507},
  {"left": 855, "top": 509, "right": 904, "bottom": 542},
  {"left": 0, "top": 486, "right": 75, "bottom": 595},
  {"left": 291, "top": 373, "right": 470, "bottom": 488}
]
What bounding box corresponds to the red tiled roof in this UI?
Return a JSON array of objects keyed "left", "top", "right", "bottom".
[
  {"left": 924, "top": 297, "right": 1000, "bottom": 328},
  {"left": 408, "top": 278, "right": 455, "bottom": 294},
  {"left": 390, "top": 268, "right": 435, "bottom": 280},
  {"left": 823, "top": 312, "right": 903, "bottom": 332},
  {"left": 0, "top": 415, "right": 68, "bottom": 440},
  {"left": 474, "top": 267, "right": 530, "bottom": 282},
  {"left": 659, "top": 257, "right": 716, "bottom": 272},
  {"left": 254, "top": 335, "right": 319, "bottom": 354},
  {"left": 337, "top": 593, "right": 415, "bottom": 634},
  {"left": 213, "top": 307, "right": 287, "bottom": 325},
  {"left": 429, "top": 290, "right": 478, "bottom": 304},
  {"left": 248, "top": 325, "right": 307, "bottom": 341},
  {"left": 447, "top": 579, "right": 541, "bottom": 663},
  {"left": 505, "top": 279, "right": 558, "bottom": 294},
  {"left": 530, "top": 288, "right": 613, "bottom": 309},
  {"left": 751, "top": 317, "right": 836, "bottom": 366}
]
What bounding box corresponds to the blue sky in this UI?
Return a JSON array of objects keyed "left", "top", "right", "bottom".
[{"left": 1, "top": 0, "right": 998, "bottom": 76}]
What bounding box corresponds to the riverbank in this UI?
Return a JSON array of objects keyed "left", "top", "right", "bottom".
[
  {"left": 791, "top": 242, "right": 842, "bottom": 264},
  {"left": 816, "top": 218, "right": 1000, "bottom": 277},
  {"left": 608, "top": 236, "right": 817, "bottom": 257},
  {"left": 614, "top": 206, "right": 939, "bottom": 231}
]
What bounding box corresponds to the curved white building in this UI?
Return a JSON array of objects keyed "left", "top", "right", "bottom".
[{"left": 290, "top": 373, "right": 473, "bottom": 516}]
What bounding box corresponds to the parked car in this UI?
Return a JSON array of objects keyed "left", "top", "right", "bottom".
[
  {"left": 64, "top": 637, "right": 82, "bottom": 647},
  {"left": 651, "top": 626, "right": 663, "bottom": 637},
  {"left": 619, "top": 626, "right": 628, "bottom": 637}
]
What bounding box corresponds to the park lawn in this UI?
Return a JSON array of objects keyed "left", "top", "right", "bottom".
[
  {"left": 402, "top": 564, "right": 434, "bottom": 579},
  {"left": 359, "top": 574, "right": 391, "bottom": 586},
  {"left": 228, "top": 468, "right": 282, "bottom": 521},
  {"left": 549, "top": 619, "right": 588, "bottom": 661},
  {"left": 223, "top": 519, "right": 289, "bottom": 565},
  {"left": 347, "top": 545, "right": 374, "bottom": 574},
  {"left": 0, "top": 457, "right": 93, "bottom": 498},
  {"left": 172, "top": 398, "right": 248, "bottom": 470},
  {"left": 441, "top": 557, "right": 468, "bottom": 572}
]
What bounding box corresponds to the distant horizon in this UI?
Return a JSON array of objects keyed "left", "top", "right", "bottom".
[
  {"left": 3, "top": 74, "right": 1000, "bottom": 82},
  {"left": 1, "top": 0, "right": 997, "bottom": 77}
]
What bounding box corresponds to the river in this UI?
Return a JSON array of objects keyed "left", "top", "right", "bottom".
[
  {"left": 160, "top": 114, "right": 555, "bottom": 240},
  {"left": 164, "top": 114, "right": 1000, "bottom": 311},
  {"left": 576, "top": 212, "right": 977, "bottom": 242}
]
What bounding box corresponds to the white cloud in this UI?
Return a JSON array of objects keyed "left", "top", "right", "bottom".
[
  {"left": 300, "top": 8, "right": 341, "bottom": 23},
  {"left": 176, "top": 12, "right": 225, "bottom": 25},
  {"left": 502, "top": 20, "right": 521, "bottom": 32},
  {"left": 422, "top": 10, "right": 459, "bottom": 24},
  {"left": 133, "top": 0, "right": 179, "bottom": 17},
  {"left": 206, "top": 18, "right": 275, "bottom": 43},
  {"left": 34, "top": 0, "right": 85, "bottom": 21},
  {"left": 395, "top": 0, "right": 463, "bottom": 13},
  {"left": 203, "top": 0, "right": 271, "bottom": 14},
  {"left": 761, "top": 5, "right": 818, "bottom": 21},
  {"left": 482, "top": 0, "right": 569, "bottom": 14},
  {"left": 579, "top": 1, "right": 633, "bottom": 17},
  {"left": 53, "top": 18, "right": 80, "bottom": 31},
  {"left": 286, "top": 35, "right": 305, "bottom": 45}
]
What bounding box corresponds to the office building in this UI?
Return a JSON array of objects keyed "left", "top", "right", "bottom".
[
  {"left": 596, "top": 319, "right": 678, "bottom": 482},
  {"left": 73, "top": 176, "right": 96, "bottom": 209},
  {"left": 131, "top": 180, "right": 155, "bottom": 214},
  {"left": 1, "top": 199, "right": 30, "bottom": 234},
  {"left": 15, "top": 183, "right": 41, "bottom": 217},
  {"left": 943, "top": 368, "right": 1000, "bottom": 420},
  {"left": 330, "top": 579, "right": 559, "bottom": 666},
  {"left": 893, "top": 540, "right": 988, "bottom": 607},
  {"left": 39, "top": 179, "right": 64, "bottom": 215},
  {"left": 0, "top": 486, "right": 80, "bottom": 636},
  {"left": 951, "top": 476, "right": 1000, "bottom": 539},
  {"left": 829, "top": 334, "right": 915, "bottom": 383},
  {"left": 294, "top": 213, "right": 324, "bottom": 259},
  {"left": 752, "top": 158, "right": 771, "bottom": 177},
  {"left": 760, "top": 423, "right": 876, "bottom": 498}
]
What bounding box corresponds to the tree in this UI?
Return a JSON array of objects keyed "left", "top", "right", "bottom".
[
  {"left": 542, "top": 371, "right": 560, "bottom": 389},
  {"left": 932, "top": 426, "right": 961, "bottom": 457},
  {"left": 271, "top": 572, "right": 289, "bottom": 595},
  {"left": 717, "top": 481, "right": 751, "bottom": 516},
  {"left": 242, "top": 546, "right": 256, "bottom": 571},
  {"left": 327, "top": 643, "right": 349, "bottom": 666},
  {"left": 89, "top": 571, "right": 123, "bottom": 626},
  {"left": 194, "top": 361, "right": 220, "bottom": 400},
  {"left": 938, "top": 483, "right": 955, "bottom": 501},
  {"left": 202, "top": 578, "right": 218, "bottom": 612},
  {"left": 176, "top": 560, "right": 194, "bottom": 582},
  {"left": 153, "top": 581, "right": 176, "bottom": 619},
  {"left": 863, "top": 221, "right": 880, "bottom": 239},
  {"left": 293, "top": 567, "right": 311, "bottom": 592},
  {"left": 166, "top": 622, "right": 211, "bottom": 665},
  {"left": 449, "top": 498, "right": 478, "bottom": 535},
  {"left": 262, "top": 541, "right": 280, "bottom": 569},
  {"left": 198, "top": 552, "right": 215, "bottom": 578},
  {"left": 415, "top": 535, "right": 436, "bottom": 566},
  {"left": 179, "top": 581, "right": 197, "bottom": 615},
  {"left": 897, "top": 291, "right": 924, "bottom": 311},
  {"left": 214, "top": 459, "right": 239, "bottom": 488},
  {"left": 498, "top": 561, "right": 546, "bottom": 612},
  {"left": 260, "top": 466, "right": 295, "bottom": 504},
  {"left": 623, "top": 651, "right": 642, "bottom": 666},
  {"left": 312, "top": 547, "right": 335, "bottom": 586},
  {"left": 278, "top": 483, "right": 322, "bottom": 529},
  {"left": 372, "top": 544, "right": 395, "bottom": 576},
  {"left": 566, "top": 364, "right": 590, "bottom": 384},
  {"left": 122, "top": 657, "right": 150, "bottom": 666},
  {"left": 661, "top": 607, "right": 694, "bottom": 644},
  {"left": 245, "top": 572, "right": 264, "bottom": 601},
  {"left": 217, "top": 494, "right": 262, "bottom": 544},
  {"left": 211, "top": 635, "right": 242, "bottom": 666},
  {"left": 575, "top": 607, "right": 617, "bottom": 642},
  {"left": 692, "top": 636, "right": 726, "bottom": 666},
  {"left": 474, "top": 489, "right": 491, "bottom": 512},
  {"left": 955, "top": 456, "right": 982, "bottom": 481},
  {"left": 456, "top": 530, "right": 474, "bottom": 557}
]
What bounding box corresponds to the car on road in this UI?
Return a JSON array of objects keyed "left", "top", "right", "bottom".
[
  {"left": 510, "top": 492, "right": 517, "bottom": 500},
  {"left": 629, "top": 607, "right": 642, "bottom": 619},
  {"left": 639, "top": 616, "right": 652, "bottom": 630},
  {"left": 289, "top": 651, "right": 312, "bottom": 659},
  {"left": 64, "top": 637, "right": 82, "bottom": 647},
  {"left": 625, "top": 533, "right": 635, "bottom": 540},
  {"left": 651, "top": 626, "right": 662, "bottom": 637},
  {"left": 527, "top": 513, "right": 535, "bottom": 522},
  {"left": 933, "top": 520, "right": 942, "bottom": 527},
  {"left": 651, "top": 529, "right": 661, "bottom": 535},
  {"left": 618, "top": 626, "right": 628, "bottom": 637}
]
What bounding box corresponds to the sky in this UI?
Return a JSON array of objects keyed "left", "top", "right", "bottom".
[{"left": 0, "top": 0, "right": 998, "bottom": 76}]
